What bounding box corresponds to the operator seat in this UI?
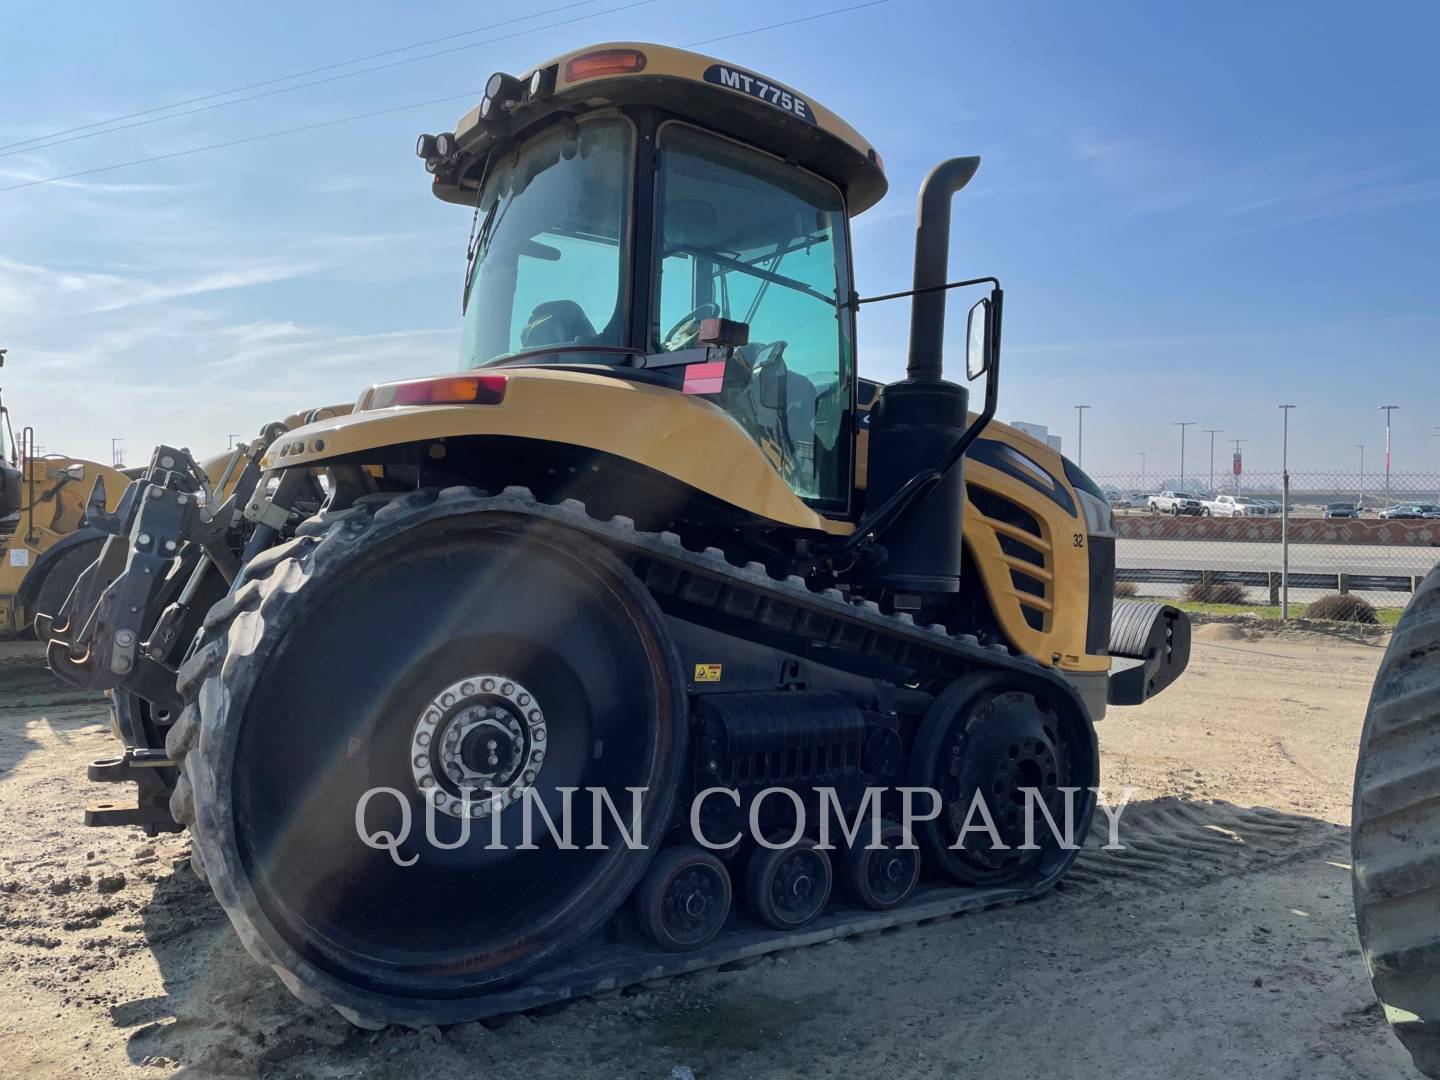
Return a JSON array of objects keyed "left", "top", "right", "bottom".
[{"left": 521, "top": 300, "right": 597, "bottom": 350}]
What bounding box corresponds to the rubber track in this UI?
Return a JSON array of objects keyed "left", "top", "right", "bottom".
[
  {"left": 1353, "top": 563, "right": 1440, "bottom": 1077},
  {"left": 163, "top": 485, "right": 1091, "bottom": 1028}
]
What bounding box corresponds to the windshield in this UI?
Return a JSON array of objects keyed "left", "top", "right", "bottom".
[
  {"left": 654, "top": 124, "right": 852, "bottom": 506},
  {"left": 461, "top": 117, "right": 632, "bottom": 368}
]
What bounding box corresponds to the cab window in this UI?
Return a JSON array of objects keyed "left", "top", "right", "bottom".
[
  {"left": 654, "top": 124, "right": 853, "bottom": 508},
  {"left": 461, "top": 117, "right": 632, "bottom": 368}
]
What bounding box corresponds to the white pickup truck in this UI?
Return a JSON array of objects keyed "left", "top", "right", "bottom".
[
  {"left": 1203, "top": 494, "right": 1275, "bottom": 517},
  {"left": 1147, "top": 491, "right": 1205, "bottom": 515}
]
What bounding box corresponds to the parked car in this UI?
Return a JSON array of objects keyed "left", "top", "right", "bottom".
[
  {"left": 1106, "top": 492, "right": 1136, "bottom": 509},
  {"left": 1379, "top": 503, "right": 1440, "bottom": 519},
  {"left": 1205, "top": 494, "right": 1270, "bottom": 518},
  {"left": 1324, "top": 502, "right": 1359, "bottom": 519},
  {"left": 1147, "top": 491, "right": 1205, "bottom": 515}
]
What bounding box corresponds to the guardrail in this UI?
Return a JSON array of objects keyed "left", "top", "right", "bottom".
[
  {"left": 1118, "top": 567, "right": 1424, "bottom": 601},
  {"left": 1116, "top": 514, "right": 1440, "bottom": 547}
]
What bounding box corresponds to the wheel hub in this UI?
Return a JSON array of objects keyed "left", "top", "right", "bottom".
[
  {"left": 774, "top": 853, "right": 820, "bottom": 912},
  {"left": 665, "top": 868, "right": 724, "bottom": 935},
  {"left": 410, "top": 675, "right": 546, "bottom": 818}
]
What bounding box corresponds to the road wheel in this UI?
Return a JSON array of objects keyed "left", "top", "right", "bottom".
[
  {"left": 840, "top": 823, "right": 919, "bottom": 911},
  {"left": 745, "top": 838, "right": 832, "bottom": 930},
  {"left": 908, "top": 674, "right": 1097, "bottom": 888},
  {"left": 167, "top": 488, "right": 686, "bottom": 1026},
  {"left": 634, "top": 845, "right": 732, "bottom": 951},
  {"left": 1353, "top": 566, "right": 1440, "bottom": 1076}
]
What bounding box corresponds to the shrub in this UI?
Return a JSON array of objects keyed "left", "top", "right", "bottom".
[
  {"left": 1114, "top": 580, "right": 1139, "bottom": 598},
  {"left": 1182, "top": 579, "right": 1247, "bottom": 605},
  {"left": 1307, "top": 593, "right": 1379, "bottom": 625}
]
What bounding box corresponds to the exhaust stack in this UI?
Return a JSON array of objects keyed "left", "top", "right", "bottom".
[
  {"left": 862, "top": 157, "right": 983, "bottom": 594},
  {"left": 906, "top": 156, "right": 980, "bottom": 381}
]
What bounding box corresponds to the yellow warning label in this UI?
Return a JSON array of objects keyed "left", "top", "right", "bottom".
[{"left": 693, "top": 663, "right": 723, "bottom": 683}]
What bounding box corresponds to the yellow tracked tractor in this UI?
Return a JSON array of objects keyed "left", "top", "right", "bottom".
[
  {"left": 45, "top": 42, "right": 1190, "bottom": 1026},
  {"left": 0, "top": 352, "right": 128, "bottom": 638},
  {"left": 1352, "top": 565, "right": 1440, "bottom": 1076}
]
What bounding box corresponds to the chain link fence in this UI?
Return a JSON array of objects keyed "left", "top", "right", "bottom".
[{"left": 1090, "top": 470, "right": 1440, "bottom": 614}]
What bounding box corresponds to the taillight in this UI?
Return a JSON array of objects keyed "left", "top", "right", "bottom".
[
  {"left": 362, "top": 374, "right": 507, "bottom": 410},
  {"left": 564, "top": 48, "right": 646, "bottom": 83}
]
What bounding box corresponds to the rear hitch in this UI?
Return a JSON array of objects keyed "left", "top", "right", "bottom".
[{"left": 85, "top": 749, "right": 184, "bottom": 834}]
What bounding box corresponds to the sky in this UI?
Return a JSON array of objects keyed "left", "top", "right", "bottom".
[{"left": 1, "top": 0, "right": 1437, "bottom": 482}]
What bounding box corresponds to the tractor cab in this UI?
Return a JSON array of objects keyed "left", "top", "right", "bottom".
[{"left": 426, "top": 43, "right": 887, "bottom": 514}]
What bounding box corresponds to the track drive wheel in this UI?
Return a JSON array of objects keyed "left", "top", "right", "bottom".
[
  {"left": 745, "top": 837, "right": 832, "bottom": 930},
  {"left": 1353, "top": 566, "right": 1440, "bottom": 1077},
  {"left": 908, "top": 674, "right": 1096, "bottom": 888},
  {"left": 634, "top": 845, "right": 732, "bottom": 951},
  {"left": 840, "top": 823, "right": 919, "bottom": 911},
  {"left": 165, "top": 488, "right": 687, "bottom": 1027}
]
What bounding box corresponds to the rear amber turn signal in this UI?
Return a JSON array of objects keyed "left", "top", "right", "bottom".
[
  {"left": 362, "top": 374, "right": 507, "bottom": 410},
  {"left": 564, "top": 48, "right": 646, "bottom": 83}
]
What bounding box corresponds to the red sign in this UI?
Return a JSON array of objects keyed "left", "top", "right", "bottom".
[
  {"left": 1232, "top": 451, "right": 1242, "bottom": 477},
  {"left": 681, "top": 361, "right": 725, "bottom": 395}
]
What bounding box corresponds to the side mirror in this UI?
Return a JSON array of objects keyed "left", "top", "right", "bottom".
[
  {"left": 757, "top": 359, "right": 786, "bottom": 410},
  {"left": 965, "top": 286, "right": 1004, "bottom": 381},
  {"left": 965, "top": 298, "right": 991, "bottom": 380},
  {"left": 64, "top": 463, "right": 86, "bottom": 481}
]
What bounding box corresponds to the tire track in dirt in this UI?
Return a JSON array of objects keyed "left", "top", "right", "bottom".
[{"left": 1063, "top": 796, "right": 1344, "bottom": 896}]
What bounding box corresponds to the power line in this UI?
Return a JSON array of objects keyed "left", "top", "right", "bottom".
[
  {"left": 0, "top": 0, "right": 603, "bottom": 154},
  {"left": 0, "top": 0, "right": 658, "bottom": 161},
  {"left": 0, "top": 93, "right": 483, "bottom": 193},
  {"left": 1, "top": 0, "right": 893, "bottom": 195},
  {"left": 685, "top": 0, "right": 888, "bottom": 46}
]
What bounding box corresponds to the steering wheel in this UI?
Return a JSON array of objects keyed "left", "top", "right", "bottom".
[{"left": 661, "top": 303, "right": 719, "bottom": 351}]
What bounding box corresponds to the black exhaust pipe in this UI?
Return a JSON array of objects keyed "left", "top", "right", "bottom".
[
  {"left": 906, "top": 156, "right": 980, "bottom": 381},
  {"left": 861, "top": 157, "right": 982, "bottom": 593}
]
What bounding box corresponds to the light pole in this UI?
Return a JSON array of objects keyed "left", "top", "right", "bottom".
[
  {"left": 1074, "top": 405, "right": 1091, "bottom": 468},
  {"left": 1432, "top": 428, "right": 1440, "bottom": 500},
  {"left": 1356, "top": 444, "right": 1365, "bottom": 510},
  {"left": 110, "top": 438, "right": 124, "bottom": 468},
  {"left": 1172, "top": 422, "right": 1194, "bottom": 489},
  {"left": 1279, "top": 405, "right": 1296, "bottom": 618},
  {"left": 1139, "top": 451, "right": 1146, "bottom": 490},
  {"left": 227, "top": 434, "right": 241, "bottom": 450},
  {"left": 1204, "top": 428, "right": 1222, "bottom": 494},
  {"left": 1380, "top": 405, "right": 1398, "bottom": 507}
]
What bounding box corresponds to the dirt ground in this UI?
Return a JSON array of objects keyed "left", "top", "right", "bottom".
[{"left": 0, "top": 624, "right": 1420, "bottom": 1079}]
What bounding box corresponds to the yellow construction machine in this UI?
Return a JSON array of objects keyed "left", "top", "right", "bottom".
[
  {"left": 0, "top": 352, "right": 128, "bottom": 637},
  {"left": 44, "top": 42, "right": 1190, "bottom": 1026}
]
